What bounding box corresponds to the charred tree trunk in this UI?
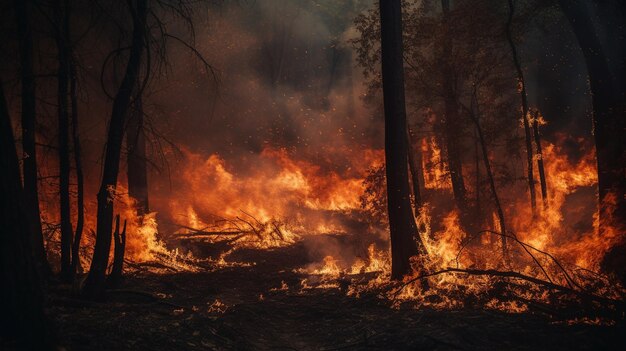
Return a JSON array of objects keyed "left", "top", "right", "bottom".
[
  {"left": 532, "top": 110, "right": 548, "bottom": 210},
  {"left": 407, "top": 128, "right": 423, "bottom": 215},
  {"left": 14, "top": 0, "right": 50, "bottom": 276},
  {"left": 558, "top": 0, "right": 626, "bottom": 283},
  {"left": 441, "top": 0, "right": 467, "bottom": 215},
  {"left": 107, "top": 214, "right": 126, "bottom": 287},
  {"left": 474, "top": 130, "right": 482, "bottom": 222},
  {"left": 1, "top": 79, "right": 51, "bottom": 349},
  {"left": 83, "top": 0, "right": 148, "bottom": 299},
  {"left": 469, "top": 93, "right": 508, "bottom": 257},
  {"left": 55, "top": 0, "right": 73, "bottom": 282},
  {"left": 379, "top": 0, "right": 427, "bottom": 280},
  {"left": 127, "top": 94, "right": 149, "bottom": 216},
  {"left": 506, "top": 0, "right": 537, "bottom": 215},
  {"left": 70, "top": 40, "right": 84, "bottom": 276}
]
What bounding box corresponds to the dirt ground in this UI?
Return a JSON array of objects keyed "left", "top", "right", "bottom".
[{"left": 48, "top": 236, "right": 625, "bottom": 350}]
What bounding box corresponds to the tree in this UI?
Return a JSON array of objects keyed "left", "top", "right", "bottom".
[
  {"left": 379, "top": 0, "right": 427, "bottom": 279},
  {"left": 440, "top": 0, "right": 468, "bottom": 216},
  {"left": 558, "top": 0, "right": 626, "bottom": 282},
  {"left": 70, "top": 35, "right": 84, "bottom": 277},
  {"left": 1, "top": 79, "right": 52, "bottom": 350},
  {"left": 82, "top": 0, "right": 148, "bottom": 299},
  {"left": 55, "top": 0, "right": 73, "bottom": 282},
  {"left": 14, "top": 0, "right": 50, "bottom": 276},
  {"left": 407, "top": 127, "right": 423, "bottom": 215},
  {"left": 127, "top": 94, "right": 149, "bottom": 216},
  {"left": 532, "top": 110, "right": 548, "bottom": 209},
  {"left": 506, "top": 0, "right": 537, "bottom": 215}
]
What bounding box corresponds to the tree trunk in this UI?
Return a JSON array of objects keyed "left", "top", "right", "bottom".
[
  {"left": 83, "top": 0, "right": 148, "bottom": 299},
  {"left": 441, "top": 0, "right": 467, "bottom": 214},
  {"left": 506, "top": 0, "right": 537, "bottom": 215},
  {"left": 14, "top": 0, "right": 50, "bottom": 276},
  {"left": 56, "top": 0, "right": 73, "bottom": 282},
  {"left": 107, "top": 214, "right": 126, "bottom": 287},
  {"left": 558, "top": 0, "right": 626, "bottom": 283},
  {"left": 379, "top": 0, "right": 427, "bottom": 280},
  {"left": 532, "top": 110, "right": 548, "bottom": 210},
  {"left": 127, "top": 94, "right": 149, "bottom": 216},
  {"left": 469, "top": 93, "right": 508, "bottom": 257},
  {"left": 474, "top": 129, "right": 482, "bottom": 222},
  {"left": 1, "top": 79, "right": 51, "bottom": 349},
  {"left": 407, "top": 128, "right": 423, "bottom": 215},
  {"left": 70, "top": 38, "right": 84, "bottom": 276}
]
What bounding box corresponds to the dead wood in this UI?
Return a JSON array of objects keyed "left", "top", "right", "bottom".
[
  {"left": 108, "top": 214, "right": 127, "bottom": 286},
  {"left": 392, "top": 267, "right": 624, "bottom": 308}
]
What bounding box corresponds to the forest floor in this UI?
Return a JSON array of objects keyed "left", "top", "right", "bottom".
[{"left": 48, "top": 235, "right": 625, "bottom": 350}]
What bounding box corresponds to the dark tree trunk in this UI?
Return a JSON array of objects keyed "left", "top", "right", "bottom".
[
  {"left": 379, "top": 0, "right": 427, "bottom": 280},
  {"left": 56, "top": 0, "right": 73, "bottom": 282},
  {"left": 14, "top": 0, "right": 50, "bottom": 276},
  {"left": 506, "top": 0, "right": 537, "bottom": 215},
  {"left": 407, "top": 128, "right": 423, "bottom": 215},
  {"left": 127, "top": 94, "right": 149, "bottom": 216},
  {"left": 1, "top": 79, "right": 52, "bottom": 350},
  {"left": 558, "top": 0, "right": 626, "bottom": 282},
  {"left": 441, "top": 0, "right": 467, "bottom": 214},
  {"left": 474, "top": 130, "right": 482, "bottom": 222},
  {"left": 70, "top": 35, "right": 84, "bottom": 276},
  {"left": 469, "top": 93, "right": 508, "bottom": 257},
  {"left": 107, "top": 214, "right": 126, "bottom": 287},
  {"left": 83, "top": 0, "right": 148, "bottom": 299},
  {"left": 532, "top": 110, "right": 548, "bottom": 210}
]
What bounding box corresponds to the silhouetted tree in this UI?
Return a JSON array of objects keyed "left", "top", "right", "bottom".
[
  {"left": 83, "top": 0, "right": 148, "bottom": 299},
  {"left": 532, "top": 110, "right": 548, "bottom": 209},
  {"left": 506, "top": 0, "right": 537, "bottom": 215},
  {"left": 558, "top": 0, "right": 626, "bottom": 282},
  {"left": 379, "top": 0, "right": 427, "bottom": 279},
  {"left": 1, "top": 79, "right": 52, "bottom": 350},
  {"left": 127, "top": 95, "right": 149, "bottom": 216},
  {"left": 441, "top": 0, "right": 468, "bottom": 216},
  {"left": 14, "top": 0, "right": 50, "bottom": 276},
  {"left": 55, "top": 0, "right": 73, "bottom": 282},
  {"left": 70, "top": 38, "right": 84, "bottom": 276}
]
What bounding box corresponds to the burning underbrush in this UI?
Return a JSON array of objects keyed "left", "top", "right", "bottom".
[{"left": 38, "top": 133, "right": 623, "bottom": 322}]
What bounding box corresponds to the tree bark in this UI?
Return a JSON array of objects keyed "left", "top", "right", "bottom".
[
  {"left": 474, "top": 130, "right": 482, "bottom": 222},
  {"left": 83, "top": 0, "right": 148, "bottom": 299},
  {"left": 1, "top": 79, "right": 51, "bottom": 349},
  {"left": 506, "top": 0, "right": 537, "bottom": 215},
  {"left": 14, "top": 0, "right": 50, "bottom": 276},
  {"left": 70, "top": 32, "right": 84, "bottom": 276},
  {"left": 440, "top": 0, "right": 467, "bottom": 214},
  {"left": 469, "top": 91, "right": 508, "bottom": 257},
  {"left": 558, "top": 0, "right": 626, "bottom": 282},
  {"left": 127, "top": 94, "right": 149, "bottom": 216},
  {"left": 56, "top": 0, "right": 73, "bottom": 282},
  {"left": 379, "top": 0, "right": 427, "bottom": 280},
  {"left": 107, "top": 215, "right": 126, "bottom": 287},
  {"left": 407, "top": 128, "right": 423, "bottom": 215},
  {"left": 532, "top": 110, "right": 548, "bottom": 210}
]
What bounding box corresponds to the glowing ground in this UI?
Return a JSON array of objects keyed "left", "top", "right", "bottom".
[{"left": 48, "top": 238, "right": 624, "bottom": 350}]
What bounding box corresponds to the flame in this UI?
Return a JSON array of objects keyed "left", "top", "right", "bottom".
[
  {"left": 167, "top": 146, "right": 383, "bottom": 251},
  {"left": 421, "top": 137, "right": 452, "bottom": 191}
]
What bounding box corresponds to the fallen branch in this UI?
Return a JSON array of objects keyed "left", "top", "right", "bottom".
[{"left": 391, "top": 267, "right": 624, "bottom": 307}]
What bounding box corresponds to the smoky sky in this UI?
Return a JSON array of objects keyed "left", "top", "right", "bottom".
[
  {"left": 0, "top": 0, "right": 603, "bottom": 197},
  {"left": 146, "top": 0, "right": 377, "bottom": 173}
]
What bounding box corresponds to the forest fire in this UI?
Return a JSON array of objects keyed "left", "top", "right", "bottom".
[{"left": 1, "top": 0, "right": 624, "bottom": 349}]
